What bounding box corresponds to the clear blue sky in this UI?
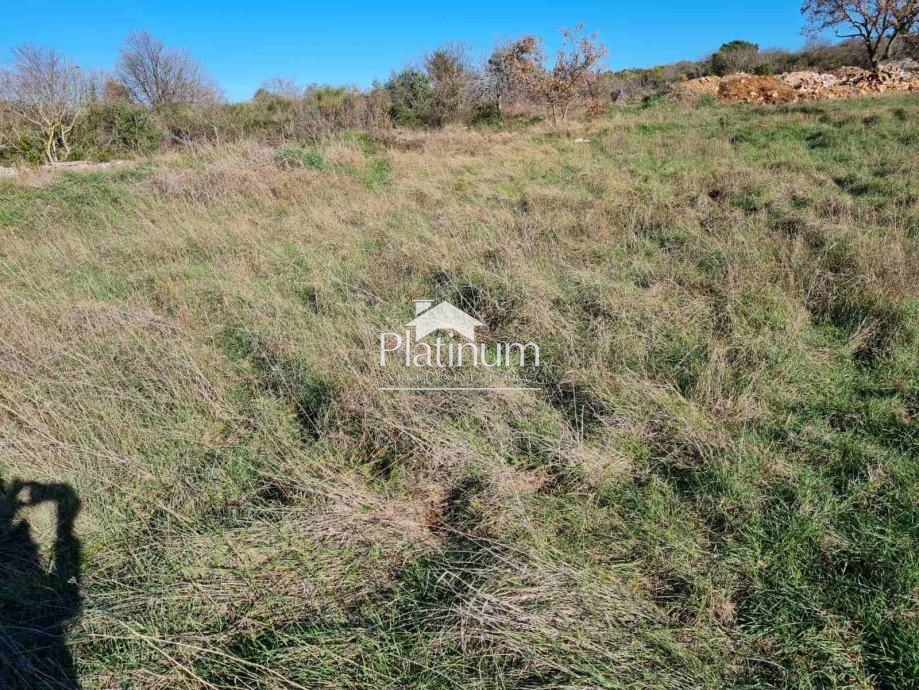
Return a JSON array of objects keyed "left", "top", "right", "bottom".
[{"left": 1, "top": 0, "right": 815, "bottom": 102}]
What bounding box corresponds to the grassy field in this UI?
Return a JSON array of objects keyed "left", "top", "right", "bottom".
[{"left": 1, "top": 94, "right": 918, "bottom": 689}]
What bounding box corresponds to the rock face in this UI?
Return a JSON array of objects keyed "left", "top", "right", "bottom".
[
  {"left": 0, "top": 166, "right": 16, "bottom": 179},
  {"left": 682, "top": 60, "right": 919, "bottom": 104}
]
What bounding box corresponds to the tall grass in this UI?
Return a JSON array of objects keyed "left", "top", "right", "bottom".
[{"left": 1, "top": 96, "right": 918, "bottom": 688}]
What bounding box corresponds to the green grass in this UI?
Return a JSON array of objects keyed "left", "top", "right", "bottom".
[{"left": 1, "top": 95, "right": 918, "bottom": 688}]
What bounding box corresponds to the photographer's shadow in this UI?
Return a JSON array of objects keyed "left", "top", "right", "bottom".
[{"left": 0, "top": 479, "right": 81, "bottom": 689}]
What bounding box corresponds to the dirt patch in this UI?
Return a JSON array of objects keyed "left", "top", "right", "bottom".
[
  {"left": 2, "top": 160, "right": 137, "bottom": 187},
  {"left": 679, "top": 75, "right": 722, "bottom": 97},
  {"left": 45, "top": 160, "right": 134, "bottom": 172},
  {"left": 718, "top": 74, "right": 799, "bottom": 104}
]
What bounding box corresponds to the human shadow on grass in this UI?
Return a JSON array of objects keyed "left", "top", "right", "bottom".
[{"left": 0, "top": 478, "right": 82, "bottom": 689}]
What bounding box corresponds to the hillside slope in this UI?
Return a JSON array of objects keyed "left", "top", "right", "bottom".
[{"left": 1, "top": 96, "right": 918, "bottom": 688}]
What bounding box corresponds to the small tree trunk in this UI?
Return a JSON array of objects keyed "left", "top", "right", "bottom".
[
  {"left": 865, "top": 37, "right": 880, "bottom": 69},
  {"left": 60, "top": 121, "right": 75, "bottom": 158},
  {"left": 44, "top": 127, "right": 56, "bottom": 163}
]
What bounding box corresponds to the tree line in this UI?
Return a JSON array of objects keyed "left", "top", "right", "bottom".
[
  {"left": 1, "top": 0, "right": 917, "bottom": 164},
  {"left": 0, "top": 28, "right": 608, "bottom": 164}
]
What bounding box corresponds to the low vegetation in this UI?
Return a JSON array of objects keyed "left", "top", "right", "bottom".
[
  {"left": 1, "top": 92, "right": 917, "bottom": 687},
  {"left": 2, "top": 17, "right": 917, "bottom": 166}
]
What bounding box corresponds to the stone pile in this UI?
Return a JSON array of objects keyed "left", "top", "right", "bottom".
[{"left": 681, "top": 60, "right": 919, "bottom": 103}]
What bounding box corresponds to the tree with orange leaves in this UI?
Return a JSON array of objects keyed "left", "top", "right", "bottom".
[{"left": 502, "top": 26, "right": 607, "bottom": 126}]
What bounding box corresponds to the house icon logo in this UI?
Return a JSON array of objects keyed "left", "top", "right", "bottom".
[
  {"left": 378, "top": 295, "right": 541, "bottom": 391},
  {"left": 407, "top": 299, "right": 484, "bottom": 342}
]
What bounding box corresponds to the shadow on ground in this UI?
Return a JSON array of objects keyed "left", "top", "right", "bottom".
[{"left": 0, "top": 478, "right": 82, "bottom": 689}]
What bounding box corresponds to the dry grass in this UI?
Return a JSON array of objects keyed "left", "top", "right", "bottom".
[{"left": 1, "top": 94, "right": 918, "bottom": 688}]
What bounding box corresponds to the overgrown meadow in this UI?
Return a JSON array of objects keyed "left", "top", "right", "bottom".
[{"left": 1, "top": 95, "right": 918, "bottom": 688}]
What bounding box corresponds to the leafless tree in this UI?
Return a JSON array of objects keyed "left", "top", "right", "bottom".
[
  {"left": 802, "top": 0, "right": 919, "bottom": 67},
  {"left": 117, "top": 31, "right": 220, "bottom": 107},
  {"left": 256, "top": 76, "right": 305, "bottom": 100},
  {"left": 461, "top": 41, "right": 521, "bottom": 120},
  {"left": 0, "top": 45, "right": 90, "bottom": 162}
]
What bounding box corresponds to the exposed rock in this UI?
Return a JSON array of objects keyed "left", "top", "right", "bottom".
[{"left": 682, "top": 63, "right": 919, "bottom": 104}]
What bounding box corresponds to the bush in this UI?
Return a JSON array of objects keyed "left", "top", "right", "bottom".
[
  {"left": 223, "top": 95, "right": 298, "bottom": 143},
  {"left": 697, "top": 93, "right": 718, "bottom": 107},
  {"left": 468, "top": 101, "right": 502, "bottom": 127},
  {"left": 0, "top": 127, "right": 44, "bottom": 165},
  {"left": 425, "top": 47, "right": 469, "bottom": 126},
  {"left": 603, "top": 61, "right": 707, "bottom": 103},
  {"left": 222, "top": 85, "right": 391, "bottom": 143},
  {"left": 72, "top": 102, "right": 160, "bottom": 158},
  {"left": 274, "top": 146, "right": 323, "bottom": 170},
  {"left": 605, "top": 67, "right": 669, "bottom": 102},
  {"left": 152, "top": 103, "right": 211, "bottom": 145},
  {"left": 385, "top": 69, "right": 434, "bottom": 127},
  {"left": 300, "top": 85, "right": 390, "bottom": 138},
  {"left": 711, "top": 40, "right": 761, "bottom": 76},
  {"left": 799, "top": 39, "right": 872, "bottom": 70},
  {"left": 152, "top": 103, "right": 240, "bottom": 147}
]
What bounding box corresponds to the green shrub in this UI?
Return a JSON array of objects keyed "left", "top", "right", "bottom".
[
  {"left": 224, "top": 87, "right": 391, "bottom": 143},
  {"left": 640, "top": 93, "right": 668, "bottom": 108},
  {"left": 711, "top": 40, "right": 760, "bottom": 76},
  {"left": 697, "top": 93, "right": 718, "bottom": 108},
  {"left": 385, "top": 69, "right": 434, "bottom": 127},
  {"left": 425, "top": 47, "right": 467, "bottom": 126},
  {"left": 153, "top": 103, "right": 224, "bottom": 146},
  {"left": 222, "top": 97, "right": 295, "bottom": 142},
  {"left": 469, "top": 102, "right": 502, "bottom": 127},
  {"left": 73, "top": 102, "right": 159, "bottom": 157},
  {"left": 0, "top": 131, "right": 44, "bottom": 165},
  {"left": 274, "top": 146, "right": 323, "bottom": 170}
]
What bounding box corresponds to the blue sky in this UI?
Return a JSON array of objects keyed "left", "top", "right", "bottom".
[{"left": 1, "top": 0, "right": 815, "bottom": 102}]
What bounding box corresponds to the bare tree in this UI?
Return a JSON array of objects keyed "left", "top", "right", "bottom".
[
  {"left": 117, "top": 31, "right": 219, "bottom": 107},
  {"left": 476, "top": 45, "right": 517, "bottom": 117},
  {"left": 462, "top": 41, "right": 530, "bottom": 121},
  {"left": 0, "top": 45, "right": 90, "bottom": 162},
  {"left": 502, "top": 27, "right": 607, "bottom": 125},
  {"left": 802, "top": 0, "right": 919, "bottom": 67},
  {"left": 255, "top": 76, "right": 305, "bottom": 100}
]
